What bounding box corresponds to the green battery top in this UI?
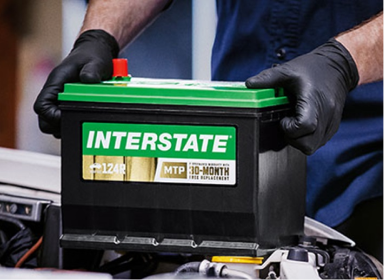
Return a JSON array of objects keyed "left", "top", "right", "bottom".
[{"left": 58, "top": 77, "right": 288, "bottom": 108}]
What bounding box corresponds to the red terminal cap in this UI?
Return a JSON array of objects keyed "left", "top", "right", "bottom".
[{"left": 112, "top": 58, "right": 128, "bottom": 77}]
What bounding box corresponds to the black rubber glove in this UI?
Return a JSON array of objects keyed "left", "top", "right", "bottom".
[
  {"left": 246, "top": 39, "right": 359, "bottom": 155},
  {"left": 33, "top": 29, "right": 119, "bottom": 138}
]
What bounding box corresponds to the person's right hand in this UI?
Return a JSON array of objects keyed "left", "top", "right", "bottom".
[{"left": 33, "top": 29, "right": 119, "bottom": 138}]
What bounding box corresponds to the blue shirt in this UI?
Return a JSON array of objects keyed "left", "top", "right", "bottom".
[{"left": 212, "top": 0, "right": 383, "bottom": 227}]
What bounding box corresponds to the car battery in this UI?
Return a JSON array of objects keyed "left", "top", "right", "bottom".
[{"left": 58, "top": 59, "right": 306, "bottom": 257}]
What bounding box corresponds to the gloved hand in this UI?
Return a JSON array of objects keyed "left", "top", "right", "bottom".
[
  {"left": 246, "top": 38, "right": 359, "bottom": 155},
  {"left": 33, "top": 29, "right": 119, "bottom": 137}
]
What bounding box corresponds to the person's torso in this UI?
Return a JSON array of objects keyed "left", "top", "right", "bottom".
[{"left": 211, "top": 0, "right": 383, "bottom": 227}]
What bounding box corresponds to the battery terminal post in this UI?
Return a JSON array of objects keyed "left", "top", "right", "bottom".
[{"left": 111, "top": 58, "right": 131, "bottom": 82}]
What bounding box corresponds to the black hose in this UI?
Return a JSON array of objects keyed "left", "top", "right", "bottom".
[
  {"left": 174, "top": 261, "right": 201, "bottom": 275},
  {"left": 0, "top": 214, "right": 25, "bottom": 230}
]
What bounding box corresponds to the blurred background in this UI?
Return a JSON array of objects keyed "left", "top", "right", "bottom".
[{"left": 1, "top": 0, "right": 216, "bottom": 156}]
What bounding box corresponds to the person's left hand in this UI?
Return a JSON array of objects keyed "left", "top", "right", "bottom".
[
  {"left": 246, "top": 39, "right": 359, "bottom": 155},
  {"left": 33, "top": 30, "right": 119, "bottom": 138}
]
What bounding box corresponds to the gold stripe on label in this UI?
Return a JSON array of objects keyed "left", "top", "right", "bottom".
[
  {"left": 94, "top": 156, "right": 125, "bottom": 181},
  {"left": 160, "top": 162, "right": 187, "bottom": 179},
  {"left": 125, "top": 157, "right": 156, "bottom": 182},
  {"left": 82, "top": 155, "right": 95, "bottom": 180}
]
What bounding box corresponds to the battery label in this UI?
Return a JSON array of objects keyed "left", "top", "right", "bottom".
[{"left": 82, "top": 122, "right": 236, "bottom": 185}]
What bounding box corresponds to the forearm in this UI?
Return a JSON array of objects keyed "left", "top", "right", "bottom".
[
  {"left": 336, "top": 12, "right": 383, "bottom": 86},
  {"left": 81, "top": 0, "right": 171, "bottom": 49}
]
